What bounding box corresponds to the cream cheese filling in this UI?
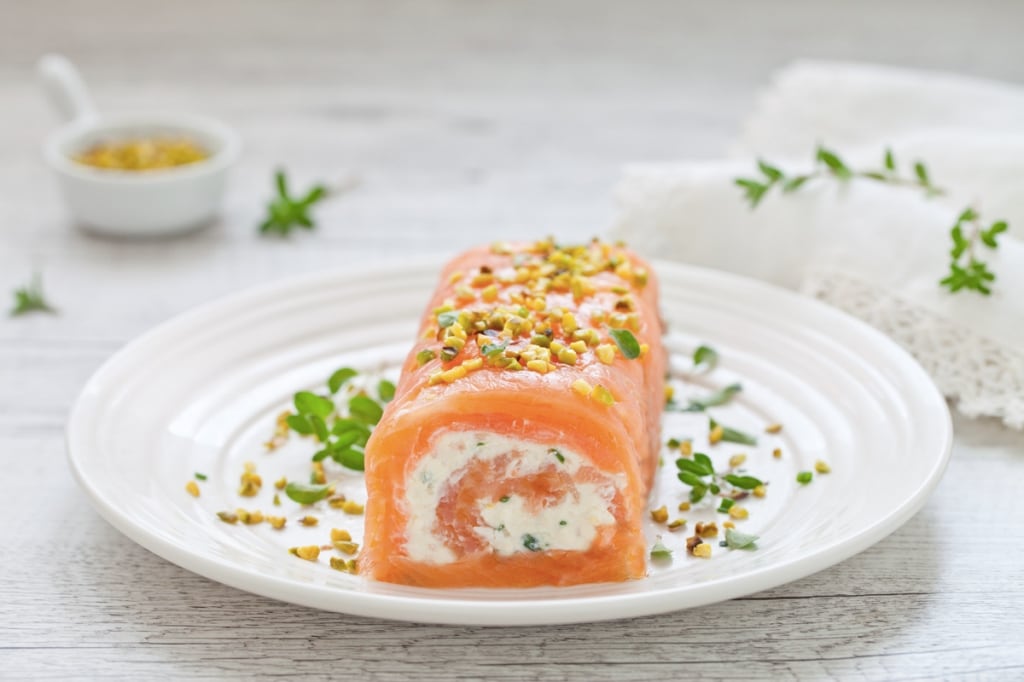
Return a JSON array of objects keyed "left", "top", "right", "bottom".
[{"left": 404, "top": 431, "right": 623, "bottom": 564}]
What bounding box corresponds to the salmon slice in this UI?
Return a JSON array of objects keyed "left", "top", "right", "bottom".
[{"left": 361, "top": 239, "right": 665, "bottom": 587}]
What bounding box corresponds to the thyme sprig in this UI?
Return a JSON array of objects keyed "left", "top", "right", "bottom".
[
  {"left": 676, "top": 452, "right": 764, "bottom": 504},
  {"left": 735, "top": 146, "right": 1009, "bottom": 296},
  {"left": 10, "top": 272, "right": 57, "bottom": 317}
]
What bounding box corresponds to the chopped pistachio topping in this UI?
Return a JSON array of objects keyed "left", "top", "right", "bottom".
[
  {"left": 185, "top": 481, "right": 200, "bottom": 498},
  {"left": 330, "top": 528, "right": 352, "bottom": 543},
  {"left": 814, "top": 460, "right": 831, "bottom": 474},
  {"left": 765, "top": 422, "right": 783, "bottom": 434},
  {"left": 650, "top": 505, "right": 669, "bottom": 523},
  {"left": 290, "top": 545, "right": 320, "bottom": 561}
]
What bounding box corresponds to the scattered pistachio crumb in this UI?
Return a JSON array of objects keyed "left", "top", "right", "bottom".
[
  {"left": 667, "top": 519, "right": 687, "bottom": 532},
  {"left": 217, "top": 511, "right": 238, "bottom": 524},
  {"left": 765, "top": 423, "right": 783, "bottom": 434},
  {"left": 266, "top": 516, "right": 286, "bottom": 530},
  {"left": 650, "top": 505, "right": 669, "bottom": 523},
  {"left": 185, "top": 481, "right": 200, "bottom": 498},
  {"left": 678, "top": 501, "right": 691, "bottom": 512},
  {"left": 335, "top": 541, "right": 359, "bottom": 555},
  {"left": 328, "top": 495, "right": 348, "bottom": 509},
  {"left": 693, "top": 543, "right": 712, "bottom": 559},
  {"left": 753, "top": 485, "right": 767, "bottom": 498},
  {"left": 341, "top": 500, "right": 364, "bottom": 515},
  {"left": 728, "top": 454, "right": 747, "bottom": 468},
  {"left": 299, "top": 515, "right": 319, "bottom": 526},
  {"left": 273, "top": 493, "right": 281, "bottom": 506},
  {"left": 723, "top": 521, "right": 736, "bottom": 529},
  {"left": 772, "top": 447, "right": 782, "bottom": 459},
  {"left": 679, "top": 440, "right": 693, "bottom": 457},
  {"left": 331, "top": 528, "right": 352, "bottom": 543},
  {"left": 815, "top": 460, "right": 831, "bottom": 474},
  {"left": 695, "top": 521, "right": 719, "bottom": 538},
  {"left": 275, "top": 476, "right": 287, "bottom": 490},
  {"left": 728, "top": 506, "right": 749, "bottom": 520},
  {"left": 330, "top": 557, "right": 359, "bottom": 574},
  {"left": 797, "top": 471, "right": 813, "bottom": 485},
  {"left": 709, "top": 424, "right": 724, "bottom": 445},
  {"left": 290, "top": 545, "right": 320, "bottom": 561}
]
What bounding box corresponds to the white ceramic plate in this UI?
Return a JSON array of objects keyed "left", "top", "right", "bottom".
[{"left": 67, "top": 260, "right": 952, "bottom": 626}]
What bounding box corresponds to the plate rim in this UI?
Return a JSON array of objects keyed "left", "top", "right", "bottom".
[{"left": 65, "top": 258, "right": 953, "bottom": 626}]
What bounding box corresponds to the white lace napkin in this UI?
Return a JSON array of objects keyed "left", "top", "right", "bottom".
[{"left": 612, "top": 61, "right": 1024, "bottom": 428}]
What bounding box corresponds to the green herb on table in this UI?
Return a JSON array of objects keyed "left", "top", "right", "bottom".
[
  {"left": 10, "top": 272, "right": 57, "bottom": 317},
  {"left": 259, "top": 170, "right": 327, "bottom": 236},
  {"left": 734, "top": 146, "right": 1010, "bottom": 295},
  {"left": 194, "top": 472, "right": 208, "bottom": 481},
  {"left": 676, "top": 451, "right": 764, "bottom": 505},
  {"left": 608, "top": 328, "right": 641, "bottom": 359},
  {"left": 692, "top": 344, "right": 719, "bottom": 372}
]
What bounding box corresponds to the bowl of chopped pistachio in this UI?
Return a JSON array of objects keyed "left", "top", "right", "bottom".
[{"left": 38, "top": 54, "right": 241, "bottom": 237}]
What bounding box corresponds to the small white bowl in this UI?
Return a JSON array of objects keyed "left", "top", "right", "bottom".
[{"left": 38, "top": 55, "right": 241, "bottom": 237}]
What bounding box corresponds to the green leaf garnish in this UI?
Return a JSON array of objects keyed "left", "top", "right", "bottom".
[
  {"left": 333, "top": 447, "right": 365, "bottom": 471},
  {"left": 650, "top": 538, "right": 673, "bottom": 562},
  {"left": 717, "top": 498, "right": 735, "bottom": 513},
  {"left": 677, "top": 457, "right": 713, "bottom": 478},
  {"left": 724, "top": 528, "right": 759, "bottom": 550},
  {"left": 194, "top": 472, "right": 207, "bottom": 481},
  {"left": 692, "top": 345, "right": 719, "bottom": 372},
  {"left": 310, "top": 414, "right": 331, "bottom": 442},
  {"left": 378, "top": 379, "right": 396, "bottom": 402},
  {"left": 327, "top": 367, "right": 358, "bottom": 394},
  {"left": 709, "top": 418, "right": 758, "bottom": 445},
  {"left": 259, "top": 170, "right": 330, "bottom": 237},
  {"left": 284, "top": 481, "right": 332, "bottom": 505},
  {"left": 522, "top": 534, "right": 542, "bottom": 552},
  {"left": 796, "top": 471, "right": 813, "bottom": 485},
  {"left": 10, "top": 272, "right": 57, "bottom": 317},
  {"left": 681, "top": 383, "right": 742, "bottom": 411},
  {"left": 722, "top": 474, "right": 763, "bottom": 490},
  {"left": 349, "top": 395, "right": 383, "bottom": 425},
  {"left": 294, "top": 391, "right": 334, "bottom": 419},
  {"left": 608, "top": 328, "right": 641, "bottom": 359},
  {"left": 286, "top": 414, "right": 314, "bottom": 435}
]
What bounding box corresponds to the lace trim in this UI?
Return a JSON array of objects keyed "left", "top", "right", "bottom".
[{"left": 801, "top": 270, "right": 1024, "bottom": 429}]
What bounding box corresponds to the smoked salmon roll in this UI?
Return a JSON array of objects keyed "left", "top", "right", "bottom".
[{"left": 362, "top": 239, "right": 665, "bottom": 587}]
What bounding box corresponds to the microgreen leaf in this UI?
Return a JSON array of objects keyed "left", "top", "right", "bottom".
[
  {"left": 10, "top": 272, "right": 57, "bottom": 317},
  {"left": 194, "top": 472, "right": 207, "bottom": 481},
  {"left": 693, "top": 452, "right": 714, "bottom": 474},
  {"left": 796, "top": 471, "right": 813, "bottom": 485},
  {"left": 284, "top": 481, "right": 332, "bottom": 504},
  {"left": 884, "top": 148, "right": 896, "bottom": 172},
  {"left": 682, "top": 383, "right": 742, "bottom": 411},
  {"left": 816, "top": 146, "right": 852, "bottom": 179},
  {"left": 650, "top": 538, "right": 673, "bottom": 561},
  {"left": 757, "top": 159, "right": 783, "bottom": 182},
  {"left": 678, "top": 460, "right": 713, "bottom": 478},
  {"left": 378, "top": 379, "right": 396, "bottom": 402},
  {"left": 349, "top": 395, "right": 384, "bottom": 425},
  {"left": 692, "top": 344, "right": 719, "bottom": 372},
  {"left": 608, "top": 328, "right": 641, "bottom": 359},
  {"left": 723, "top": 474, "right": 763, "bottom": 490},
  {"left": 709, "top": 418, "right": 758, "bottom": 445},
  {"left": 294, "top": 391, "right": 334, "bottom": 419},
  {"left": 333, "top": 447, "right": 365, "bottom": 471},
  {"left": 286, "top": 414, "right": 314, "bottom": 435},
  {"left": 724, "top": 528, "right": 759, "bottom": 550},
  {"left": 689, "top": 485, "right": 708, "bottom": 504},
  {"left": 310, "top": 414, "right": 330, "bottom": 442},
  {"left": 328, "top": 367, "right": 358, "bottom": 394},
  {"left": 717, "top": 498, "right": 735, "bottom": 513}
]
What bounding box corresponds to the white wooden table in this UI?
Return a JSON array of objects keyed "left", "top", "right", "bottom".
[{"left": 3, "top": 1, "right": 1023, "bottom": 679}]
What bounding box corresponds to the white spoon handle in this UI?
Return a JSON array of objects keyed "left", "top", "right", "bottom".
[{"left": 37, "top": 54, "right": 98, "bottom": 124}]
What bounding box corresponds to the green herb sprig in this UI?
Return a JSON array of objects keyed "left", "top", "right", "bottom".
[
  {"left": 283, "top": 366, "right": 391, "bottom": 472},
  {"left": 10, "top": 272, "right": 57, "bottom": 317},
  {"left": 676, "top": 452, "right": 764, "bottom": 504},
  {"left": 735, "top": 146, "right": 1010, "bottom": 295},
  {"left": 259, "top": 170, "right": 334, "bottom": 237}
]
